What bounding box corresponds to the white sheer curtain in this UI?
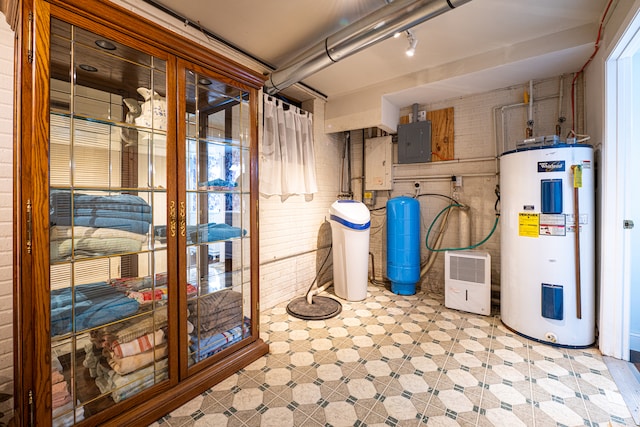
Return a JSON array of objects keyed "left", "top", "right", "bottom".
[{"left": 261, "top": 94, "right": 318, "bottom": 197}]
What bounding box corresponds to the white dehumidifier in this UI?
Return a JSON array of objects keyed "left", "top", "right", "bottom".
[{"left": 445, "top": 250, "right": 491, "bottom": 315}]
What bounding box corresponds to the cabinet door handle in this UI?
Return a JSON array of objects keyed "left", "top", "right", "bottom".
[
  {"left": 26, "top": 199, "right": 32, "bottom": 254},
  {"left": 169, "top": 201, "right": 177, "bottom": 237},
  {"left": 180, "top": 201, "right": 186, "bottom": 237}
]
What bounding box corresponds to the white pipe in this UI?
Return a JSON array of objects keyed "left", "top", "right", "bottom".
[
  {"left": 420, "top": 205, "right": 454, "bottom": 278},
  {"left": 459, "top": 205, "right": 471, "bottom": 248},
  {"left": 493, "top": 93, "right": 561, "bottom": 155},
  {"left": 528, "top": 80, "right": 534, "bottom": 130},
  {"left": 558, "top": 75, "right": 564, "bottom": 122},
  {"left": 393, "top": 155, "right": 496, "bottom": 166},
  {"left": 306, "top": 280, "right": 334, "bottom": 304},
  {"left": 394, "top": 172, "right": 497, "bottom": 182}
]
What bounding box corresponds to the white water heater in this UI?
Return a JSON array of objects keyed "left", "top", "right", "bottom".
[{"left": 500, "top": 143, "right": 595, "bottom": 347}]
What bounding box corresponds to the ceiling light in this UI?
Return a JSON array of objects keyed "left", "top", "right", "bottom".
[
  {"left": 95, "top": 39, "right": 116, "bottom": 50},
  {"left": 78, "top": 64, "right": 98, "bottom": 72},
  {"left": 198, "top": 78, "right": 212, "bottom": 86},
  {"left": 405, "top": 29, "right": 418, "bottom": 57}
]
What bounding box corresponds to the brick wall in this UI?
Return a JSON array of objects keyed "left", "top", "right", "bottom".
[{"left": 0, "top": 16, "right": 13, "bottom": 425}]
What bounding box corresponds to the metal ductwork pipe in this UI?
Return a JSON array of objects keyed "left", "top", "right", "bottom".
[{"left": 264, "top": 0, "right": 472, "bottom": 95}]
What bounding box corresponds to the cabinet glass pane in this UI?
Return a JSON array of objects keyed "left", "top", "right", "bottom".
[
  {"left": 49, "top": 18, "right": 169, "bottom": 422},
  {"left": 184, "top": 69, "right": 251, "bottom": 366}
]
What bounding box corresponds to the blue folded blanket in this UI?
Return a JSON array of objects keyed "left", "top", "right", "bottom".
[
  {"left": 155, "top": 222, "right": 246, "bottom": 243},
  {"left": 50, "top": 281, "right": 140, "bottom": 337},
  {"left": 50, "top": 190, "right": 152, "bottom": 235},
  {"left": 74, "top": 208, "right": 152, "bottom": 224},
  {"left": 59, "top": 216, "right": 150, "bottom": 235},
  {"left": 51, "top": 190, "right": 151, "bottom": 214},
  {"left": 190, "top": 322, "right": 250, "bottom": 361},
  {"left": 194, "top": 223, "right": 246, "bottom": 244},
  {"left": 198, "top": 178, "right": 238, "bottom": 188}
]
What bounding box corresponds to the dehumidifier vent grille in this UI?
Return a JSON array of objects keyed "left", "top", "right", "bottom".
[{"left": 448, "top": 255, "right": 486, "bottom": 285}]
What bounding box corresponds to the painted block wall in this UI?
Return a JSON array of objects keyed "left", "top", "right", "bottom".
[
  {"left": 0, "top": 15, "right": 12, "bottom": 424},
  {"left": 258, "top": 98, "right": 344, "bottom": 310},
  {"left": 348, "top": 76, "right": 576, "bottom": 299}
]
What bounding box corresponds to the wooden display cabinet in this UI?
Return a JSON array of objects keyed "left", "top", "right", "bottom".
[{"left": 13, "top": 1, "right": 267, "bottom": 425}]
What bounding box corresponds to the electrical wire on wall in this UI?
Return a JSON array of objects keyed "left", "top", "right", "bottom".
[{"left": 367, "top": 202, "right": 389, "bottom": 287}]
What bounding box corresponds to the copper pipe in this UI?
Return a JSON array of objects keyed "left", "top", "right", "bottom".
[{"left": 571, "top": 165, "right": 582, "bottom": 319}]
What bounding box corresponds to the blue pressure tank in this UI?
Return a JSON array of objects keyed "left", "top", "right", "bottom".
[{"left": 387, "top": 196, "right": 420, "bottom": 295}]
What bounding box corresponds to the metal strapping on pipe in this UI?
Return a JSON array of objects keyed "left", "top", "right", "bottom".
[{"left": 264, "top": 0, "right": 472, "bottom": 94}]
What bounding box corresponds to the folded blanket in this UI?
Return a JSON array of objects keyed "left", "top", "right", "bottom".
[
  {"left": 50, "top": 190, "right": 152, "bottom": 215},
  {"left": 52, "top": 369, "right": 65, "bottom": 385},
  {"left": 51, "top": 236, "right": 144, "bottom": 261},
  {"left": 127, "top": 287, "right": 168, "bottom": 305},
  {"left": 127, "top": 284, "right": 196, "bottom": 305},
  {"left": 51, "top": 226, "right": 150, "bottom": 242},
  {"left": 190, "top": 323, "right": 248, "bottom": 362},
  {"left": 112, "top": 329, "right": 165, "bottom": 358},
  {"left": 198, "top": 178, "right": 238, "bottom": 190},
  {"left": 52, "top": 380, "right": 71, "bottom": 408},
  {"left": 194, "top": 223, "right": 246, "bottom": 243},
  {"left": 73, "top": 208, "right": 152, "bottom": 224},
  {"left": 198, "top": 305, "right": 242, "bottom": 335},
  {"left": 109, "top": 273, "right": 168, "bottom": 292},
  {"left": 52, "top": 357, "right": 63, "bottom": 373},
  {"left": 93, "top": 306, "right": 168, "bottom": 348},
  {"left": 94, "top": 358, "right": 169, "bottom": 403},
  {"left": 108, "top": 344, "right": 167, "bottom": 375},
  {"left": 54, "top": 216, "right": 151, "bottom": 235},
  {"left": 52, "top": 400, "right": 85, "bottom": 427},
  {"left": 156, "top": 222, "right": 246, "bottom": 244},
  {"left": 50, "top": 190, "right": 152, "bottom": 235},
  {"left": 50, "top": 282, "right": 140, "bottom": 336},
  {"left": 188, "top": 290, "right": 242, "bottom": 335}
]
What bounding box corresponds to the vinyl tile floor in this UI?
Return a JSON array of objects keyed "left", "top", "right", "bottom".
[{"left": 151, "top": 283, "right": 635, "bottom": 426}]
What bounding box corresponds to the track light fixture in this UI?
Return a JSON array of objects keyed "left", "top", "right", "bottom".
[{"left": 405, "top": 29, "right": 418, "bottom": 57}]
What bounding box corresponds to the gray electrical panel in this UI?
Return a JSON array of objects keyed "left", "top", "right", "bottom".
[{"left": 397, "top": 120, "right": 432, "bottom": 164}]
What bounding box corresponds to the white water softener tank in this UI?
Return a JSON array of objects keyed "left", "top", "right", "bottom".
[
  {"left": 500, "top": 143, "right": 595, "bottom": 347},
  {"left": 329, "top": 200, "right": 371, "bottom": 301}
]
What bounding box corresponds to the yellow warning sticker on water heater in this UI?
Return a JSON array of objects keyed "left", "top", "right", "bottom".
[
  {"left": 519, "top": 213, "right": 540, "bottom": 238},
  {"left": 572, "top": 164, "right": 583, "bottom": 188}
]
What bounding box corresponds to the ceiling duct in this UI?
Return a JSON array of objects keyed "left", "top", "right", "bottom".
[{"left": 264, "top": 0, "right": 472, "bottom": 95}]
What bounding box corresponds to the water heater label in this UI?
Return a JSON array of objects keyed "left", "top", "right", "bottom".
[
  {"left": 539, "top": 214, "right": 566, "bottom": 236},
  {"left": 518, "top": 213, "right": 540, "bottom": 238},
  {"left": 538, "top": 160, "right": 565, "bottom": 172}
]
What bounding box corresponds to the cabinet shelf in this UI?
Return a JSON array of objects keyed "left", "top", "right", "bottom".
[{"left": 50, "top": 110, "right": 169, "bottom": 137}]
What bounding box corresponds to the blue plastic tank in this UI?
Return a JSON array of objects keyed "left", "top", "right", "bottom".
[{"left": 386, "top": 196, "right": 420, "bottom": 295}]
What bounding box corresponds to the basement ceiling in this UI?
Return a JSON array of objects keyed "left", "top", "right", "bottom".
[{"left": 146, "top": 0, "right": 611, "bottom": 105}]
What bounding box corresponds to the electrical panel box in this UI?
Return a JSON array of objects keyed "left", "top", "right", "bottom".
[
  {"left": 365, "top": 135, "right": 393, "bottom": 190},
  {"left": 397, "top": 120, "right": 431, "bottom": 164}
]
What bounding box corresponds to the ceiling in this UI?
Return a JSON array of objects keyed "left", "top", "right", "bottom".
[{"left": 147, "top": 0, "right": 611, "bottom": 105}]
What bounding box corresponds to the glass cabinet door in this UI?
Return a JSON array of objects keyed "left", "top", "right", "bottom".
[
  {"left": 48, "top": 18, "right": 172, "bottom": 424},
  {"left": 181, "top": 64, "right": 253, "bottom": 367}
]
